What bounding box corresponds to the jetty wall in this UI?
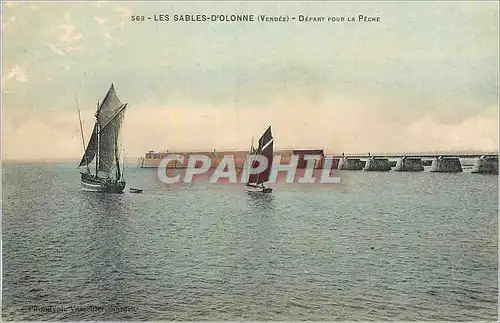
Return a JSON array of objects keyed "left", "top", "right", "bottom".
[
  {"left": 294, "top": 149, "right": 324, "bottom": 169},
  {"left": 140, "top": 149, "right": 325, "bottom": 169}
]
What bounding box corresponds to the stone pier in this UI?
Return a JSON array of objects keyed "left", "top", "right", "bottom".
[
  {"left": 471, "top": 156, "right": 498, "bottom": 174},
  {"left": 337, "top": 158, "right": 364, "bottom": 170},
  {"left": 363, "top": 157, "right": 391, "bottom": 171},
  {"left": 394, "top": 156, "right": 424, "bottom": 172},
  {"left": 422, "top": 160, "right": 433, "bottom": 166},
  {"left": 430, "top": 156, "right": 462, "bottom": 172}
]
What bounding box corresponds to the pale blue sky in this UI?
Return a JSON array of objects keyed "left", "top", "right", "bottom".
[{"left": 2, "top": 1, "right": 498, "bottom": 159}]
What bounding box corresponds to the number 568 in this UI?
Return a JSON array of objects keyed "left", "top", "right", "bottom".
[{"left": 131, "top": 15, "right": 145, "bottom": 22}]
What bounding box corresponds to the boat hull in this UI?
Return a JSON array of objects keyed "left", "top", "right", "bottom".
[
  {"left": 80, "top": 173, "right": 126, "bottom": 193},
  {"left": 245, "top": 184, "right": 272, "bottom": 193}
]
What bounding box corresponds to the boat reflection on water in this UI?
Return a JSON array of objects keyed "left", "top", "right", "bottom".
[
  {"left": 79, "top": 192, "right": 136, "bottom": 319},
  {"left": 245, "top": 187, "right": 276, "bottom": 214}
]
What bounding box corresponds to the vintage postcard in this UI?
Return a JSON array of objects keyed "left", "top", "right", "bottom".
[{"left": 1, "top": 1, "right": 498, "bottom": 321}]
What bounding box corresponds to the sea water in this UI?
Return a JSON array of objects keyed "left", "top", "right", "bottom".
[{"left": 2, "top": 161, "right": 498, "bottom": 321}]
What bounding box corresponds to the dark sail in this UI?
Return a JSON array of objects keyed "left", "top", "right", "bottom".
[
  {"left": 248, "top": 126, "right": 273, "bottom": 184},
  {"left": 258, "top": 126, "right": 272, "bottom": 152},
  {"left": 98, "top": 105, "right": 126, "bottom": 176},
  {"left": 95, "top": 84, "right": 127, "bottom": 178},
  {"left": 78, "top": 123, "right": 98, "bottom": 167},
  {"left": 96, "top": 83, "right": 124, "bottom": 128}
]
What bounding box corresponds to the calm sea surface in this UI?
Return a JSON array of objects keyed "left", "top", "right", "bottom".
[{"left": 2, "top": 161, "right": 498, "bottom": 321}]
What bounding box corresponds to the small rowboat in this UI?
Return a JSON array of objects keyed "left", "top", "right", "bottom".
[{"left": 130, "top": 188, "right": 143, "bottom": 193}]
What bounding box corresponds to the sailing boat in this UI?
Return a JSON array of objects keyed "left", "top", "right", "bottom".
[
  {"left": 77, "top": 83, "right": 127, "bottom": 193},
  {"left": 245, "top": 125, "right": 273, "bottom": 193}
]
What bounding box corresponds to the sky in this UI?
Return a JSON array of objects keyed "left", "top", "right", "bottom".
[{"left": 1, "top": 1, "right": 499, "bottom": 160}]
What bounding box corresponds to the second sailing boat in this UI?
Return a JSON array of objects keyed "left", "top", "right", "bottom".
[
  {"left": 77, "top": 83, "right": 127, "bottom": 193},
  {"left": 245, "top": 126, "right": 274, "bottom": 193}
]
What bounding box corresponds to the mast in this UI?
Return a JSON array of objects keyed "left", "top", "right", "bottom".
[
  {"left": 115, "top": 142, "right": 121, "bottom": 180},
  {"left": 76, "top": 96, "right": 90, "bottom": 172},
  {"left": 239, "top": 137, "right": 255, "bottom": 178},
  {"left": 121, "top": 148, "right": 125, "bottom": 180},
  {"left": 255, "top": 136, "right": 260, "bottom": 184}
]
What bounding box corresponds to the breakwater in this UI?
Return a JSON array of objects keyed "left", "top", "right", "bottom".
[{"left": 139, "top": 150, "right": 498, "bottom": 174}]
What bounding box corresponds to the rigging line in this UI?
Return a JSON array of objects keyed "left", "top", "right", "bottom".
[
  {"left": 238, "top": 136, "right": 254, "bottom": 178},
  {"left": 75, "top": 94, "right": 89, "bottom": 171}
]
